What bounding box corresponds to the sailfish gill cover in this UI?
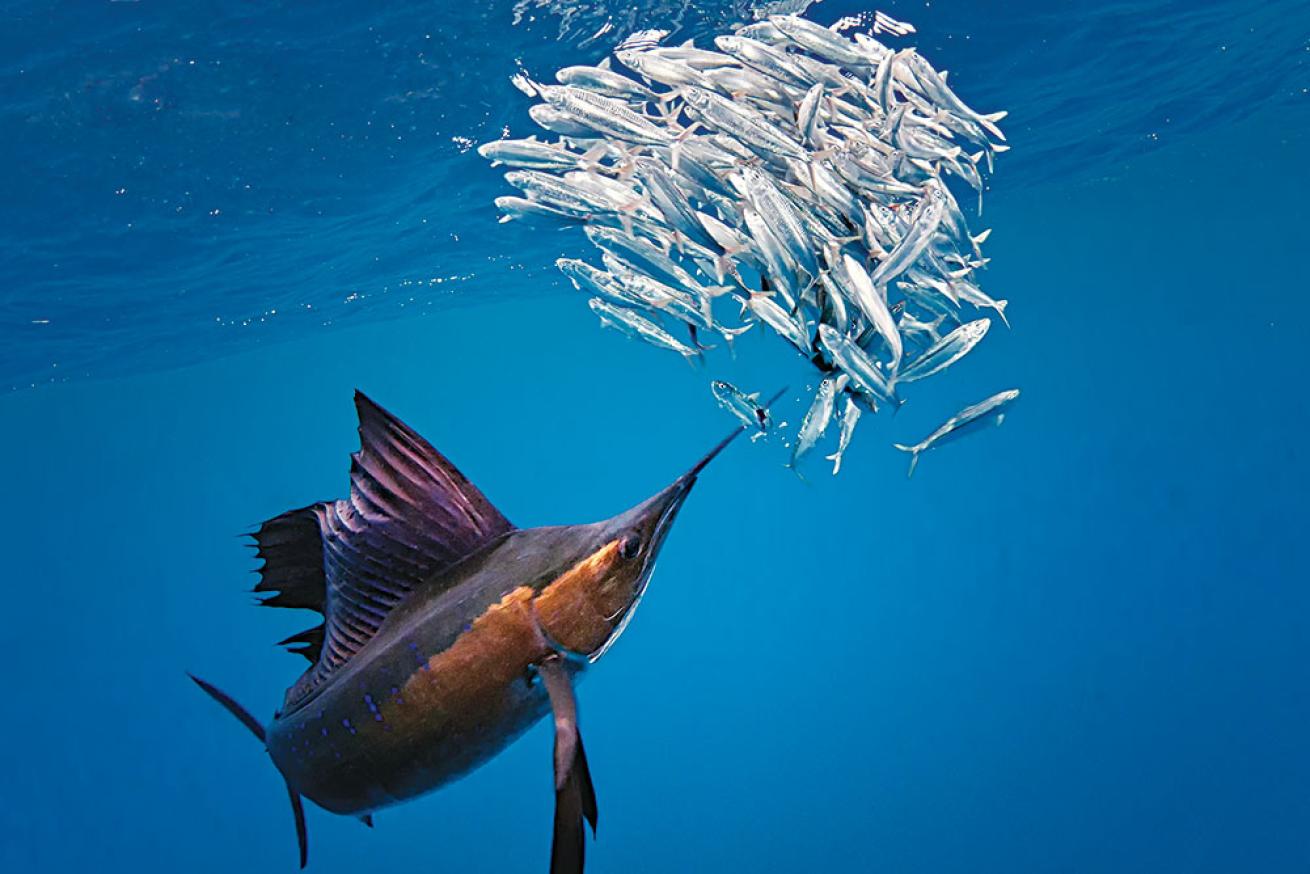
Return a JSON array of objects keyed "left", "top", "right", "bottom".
[{"left": 1, "top": 1, "right": 1308, "bottom": 873}]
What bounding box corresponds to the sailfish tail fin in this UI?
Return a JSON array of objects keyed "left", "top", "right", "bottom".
[
  {"left": 188, "top": 674, "right": 310, "bottom": 869},
  {"left": 188, "top": 673, "right": 265, "bottom": 742}
]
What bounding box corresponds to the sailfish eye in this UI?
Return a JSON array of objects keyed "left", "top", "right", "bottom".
[{"left": 618, "top": 532, "right": 642, "bottom": 559}]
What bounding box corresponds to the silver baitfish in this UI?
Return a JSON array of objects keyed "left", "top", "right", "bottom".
[
  {"left": 817, "top": 325, "right": 901, "bottom": 409},
  {"left": 835, "top": 253, "right": 903, "bottom": 371},
  {"left": 899, "top": 50, "right": 1007, "bottom": 141},
  {"left": 897, "top": 318, "right": 990, "bottom": 384},
  {"left": 477, "top": 138, "right": 589, "bottom": 171},
  {"left": 632, "top": 158, "right": 720, "bottom": 252},
  {"left": 768, "top": 15, "right": 873, "bottom": 69},
  {"left": 680, "top": 87, "right": 809, "bottom": 162},
  {"left": 615, "top": 50, "right": 711, "bottom": 89},
  {"left": 745, "top": 292, "right": 810, "bottom": 354},
  {"left": 645, "top": 45, "right": 738, "bottom": 71},
  {"left": 893, "top": 388, "right": 1020, "bottom": 476},
  {"left": 504, "top": 170, "right": 623, "bottom": 220},
  {"left": 533, "top": 82, "right": 674, "bottom": 146},
  {"left": 710, "top": 380, "right": 772, "bottom": 433},
  {"left": 494, "top": 195, "right": 577, "bottom": 222},
  {"left": 528, "top": 103, "right": 599, "bottom": 137},
  {"left": 713, "top": 35, "right": 813, "bottom": 90},
  {"left": 866, "top": 182, "right": 948, "bottom": 289},
  {"left": 825, "top": 396, "right": 863, "bottom": 475},
  {"left": 584, "top": 226, "right": 727, "bottom": 300},
  {"left": 600, "top": 254, "right": 715, "bottom": 331},
  {"left": 558, "top": 257, "right": 630, "bottom": 301},
  {"left": 789, "top": 373, "right": 848, "bottom": 469},
  {"left": 588, "top": 298, "right": 702, "bottom": 362},
  {"left": 741, "top": 208, "right": 800, "bottom": 302},
  {"left": 555, "top": 65, "right": 656, "bottom": 101},
  {"left": 730, "top": 165, "right": 819, "bottom": 279}
]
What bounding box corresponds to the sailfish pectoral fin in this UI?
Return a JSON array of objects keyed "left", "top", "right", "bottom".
[{"left": 539, "top": 656, "right": 598, "bottom": 874}]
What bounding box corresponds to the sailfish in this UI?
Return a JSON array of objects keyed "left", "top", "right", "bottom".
[{"left": 190, "top": 390, "right": 752, "bottom": 873}]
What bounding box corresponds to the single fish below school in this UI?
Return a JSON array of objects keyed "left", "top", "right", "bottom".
[{"left": 894, "top": 388, "right": 1021, "bottom": 476}]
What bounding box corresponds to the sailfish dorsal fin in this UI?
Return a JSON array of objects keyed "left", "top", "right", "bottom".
[{"left": 251, "top": 391, "right": 513, "bottom": 705}]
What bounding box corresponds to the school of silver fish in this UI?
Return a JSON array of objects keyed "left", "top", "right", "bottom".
[{"left": 480, "top": 12, "right": 1018, "bottom": 475}]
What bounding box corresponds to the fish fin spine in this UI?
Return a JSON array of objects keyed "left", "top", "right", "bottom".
[{"left": 189, "top": 674, "right": 311, "bottom": 869}]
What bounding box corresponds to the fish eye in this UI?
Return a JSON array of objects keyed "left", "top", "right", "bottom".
[{"left": 619, "top": 532, "right": 642, "bottom": 559}]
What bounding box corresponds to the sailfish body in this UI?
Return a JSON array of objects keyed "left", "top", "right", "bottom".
[{"left": 192, "top": 391, "right": 734, "bottom": 873}]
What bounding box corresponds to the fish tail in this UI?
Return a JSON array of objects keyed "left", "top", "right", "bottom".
[
  {"left": 189, "top": 674, "right": 310, "bottom": 868},
  {"left": 719, "top": 322, "right": 754, "bottom": 339},
  {"left": 612, "top": 145, "right": 642, "bottom": 180},
  {"left": 188, "top": 673, "right": 265, "bottom": 742},
  {"left": 686, "top": 324, "right": 718, "bottom": 352},
  {"left": 718, "top": 322, "right": 754, "bottom": 360},
  {"left": 668, "top": 119, "right": 700, "bottom": 172},
  {"left": 824, "top": 450, "right": 843, "bottom": 476},
  {"left": 713, "top": 254, "right": 741, "bottom": 283},
  {"left": 784, "top": 448, "right": 814, "bottom": 482},
  {"left": 578, "top": 142, "right": 609, "bottom": 172},
  {"left": 512, "top": 73, "right": 541, "bottom": 98},
  {"left": 891, "top": 443, "right": 920, "bottom": 478}
]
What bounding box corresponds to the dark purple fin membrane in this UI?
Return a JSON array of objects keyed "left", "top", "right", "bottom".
[
  {"left": 281, "top": 391, "right": 516, "bottom": 706},
  {"left": 359, "top": 814, "right": 374, "bottom": 829},
  {"left": 252, "top": 506, "right": 330, "bottom": 663},
  {"left": 540, "top": 657, "right": 598, "bottom": 874},
  {"left": 277, "top": 625, "right": 325, "bottom": 665}
]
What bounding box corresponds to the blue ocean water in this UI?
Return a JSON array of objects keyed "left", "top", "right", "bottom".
[{"left": 1, "top": 1, "right": 1308, "bottom": 872}]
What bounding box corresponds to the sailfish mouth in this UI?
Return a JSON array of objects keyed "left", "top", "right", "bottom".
[{"left": 587, "top": 388, "right": 786, "bottom": 661}]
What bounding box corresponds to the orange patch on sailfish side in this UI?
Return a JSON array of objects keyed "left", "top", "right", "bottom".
[
  {"left": 534, "top": 539, "right": 628, "bottom": 656},
  {"left": 395, "top": 540, "right": 633, "bottom": 733},
  {"left": 400, "top": 586, "right": 549, "bottom": 731}
]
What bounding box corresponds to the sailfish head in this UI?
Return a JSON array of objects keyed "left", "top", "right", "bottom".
[
  {"left": 249, "top": 388, "right": 781, "bottom": 690},
  {"left": 532, "top": 423, "right": 750, "bottom": 662}
]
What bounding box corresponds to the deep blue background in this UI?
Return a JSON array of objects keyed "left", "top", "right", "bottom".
[{"left": 1, "top": 1, "right": 1308, "bottom": 872}]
